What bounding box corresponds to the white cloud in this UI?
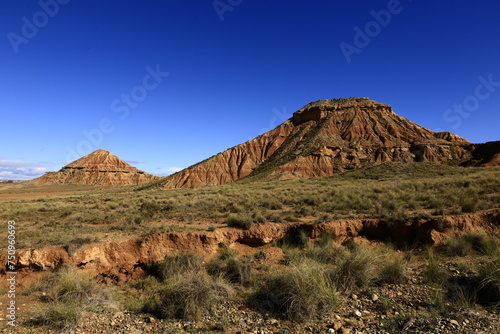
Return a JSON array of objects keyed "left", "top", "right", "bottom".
[
  {"left": 0, "top": 160, "right": 49, "bottom": 180},
  {"left": 154, "top": 166, "right": 184, "bottom": 176}
]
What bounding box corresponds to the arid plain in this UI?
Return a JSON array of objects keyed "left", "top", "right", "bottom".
[{"left": 1, "top": 99, "right": 500, "bottom": 333}]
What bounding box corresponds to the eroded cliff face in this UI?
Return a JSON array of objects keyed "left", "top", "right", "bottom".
[
  {"left": 32, "top": 149, "right": 159, "bottom": 186},
  {"left": 160, "top": 122, "right": 295, "bottom": 188},
  {"left": 157, "top": 98, "right": 493, "bottom": 188}
]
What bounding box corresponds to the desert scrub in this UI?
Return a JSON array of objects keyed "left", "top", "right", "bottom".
[
  {"left": 25, "top": 302, "right": 82, "bottom": 330},
  {"left": 328, "top": 242, "right": 378, "bottom": 293},
  {"left": 154, "top": 252, "right": 204, "bottom": 280},
  {"left": 284, "top": 235, "right": 346, "bottom": 265},
  {"left": 1, "top": 164, "right": 499, "bottom": 246},
  {"left": 206, "top": 247, "right": 252, "bottom": 284},
  {"left": 423, "top": 247, "right": 448, "bottom": 286},
  {"left": 141, "top": 272, "right": 233, "bottom": 320},
  {"left": 23, "top": 266, "right": 98, "bottom": 303},
  {"left": 23, "top": 267, "right": 102, "bottom": 330},
  {"left": 443, "top": 232, "right": 500, "bottom": 257},
  {"left": 284, "top": 238, "right": 390, "bottom": 292},
  {"left": 253, "top": 260, "right": 339, "bottom": 320},
  {"left": 225, "top": 213, "right": 262, "bottom": 229},
  {"left": 377, "top": 247, "right": 407, "bottom": 284},
  {"left": 477, "top": 258, "right": 500, "bottom": 309}
]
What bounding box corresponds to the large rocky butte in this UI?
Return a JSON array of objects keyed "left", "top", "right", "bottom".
[
  {"left": 32, "top": 149, "right": 159, "bottom": 186},
  {"left": 154, "top": 98, "right": 500, "bottom": 189}
]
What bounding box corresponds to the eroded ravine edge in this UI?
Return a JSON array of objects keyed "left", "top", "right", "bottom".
[{"left": 2, "top": 210, "right": 499, "bottom": 283}]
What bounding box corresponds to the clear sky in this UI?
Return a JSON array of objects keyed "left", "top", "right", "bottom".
[{"left": 1, "top": 0, "right": 499, "bottom": 180}]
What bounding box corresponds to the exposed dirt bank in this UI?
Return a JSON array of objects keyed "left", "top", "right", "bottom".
[{"left": 2, "top": 210, "right": 499, "bottom": 283}]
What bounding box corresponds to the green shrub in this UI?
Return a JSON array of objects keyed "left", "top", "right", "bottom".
[
  {"left": 378, "top": 253, "right": 407, "bottom": 284},
  {"left": 139, "top": 201, "right": 173, "bottom": 219},
  {"left": 329, "top": 243, "right": 377, "bottom": 293},
  {"left": 289, "top": 237, "right": 345, "bottom": 265},
  {"left": 279, "top": 229, "right": 310, "bottom": 249},
  {"left": 23, "top": 267, "right": 100, "bottom": 330},
  {"left": 157, "top": 252, "right": 203, "bottom": 280},
  {"left": 262, "top": 199, "right": 283, "bottom": 210},
  {"left": 142, "top": 272, "right": 233, "bottom": 320},
  {"left": 225, "top": 214, "right": 255, "bottom": 229},
  {"left": 53, "top": 267, "right": 97, "bottom": 304},
  {"left": 477, "top": 259, "right": 500, "bottom": 309},
  {"left": 443, "top": 234, "right": 474, "bottom": 256},
  {"left": 449, "top": 285, "right": 477, "bottom": 311},
  {"left": 443, "top": 233, "right": 500, "bottom": 257},
  {"left": 26, "top": 302, "right": 81, "bottom": 330},
  {"left": 423, "top": 247, "right": 447, "bottom": 286},
  {"left": 206, "top": 248, "right": 252, "bottom": 284},
  {"left": 23, "top": 267, "right": 97, "bottom": 304},
  {"left": 254, "top": 260, "right": 339, "bottom": 320}
]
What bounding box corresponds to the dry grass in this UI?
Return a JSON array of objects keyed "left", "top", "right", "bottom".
[
  {"left": 253, "top": 260, "right": 339, "bottom": 320},
  {"left": 22, "top": 267, "right": 103, "bottom": 330},
  {"left": 141, "top": 272, "right": 233, "bottom": 321},
  {"left": 206, "top": 247, "right": 253, "bottom": 284},
  {"left": 0, "top": 164, "right": 498, "bottom": 249}
]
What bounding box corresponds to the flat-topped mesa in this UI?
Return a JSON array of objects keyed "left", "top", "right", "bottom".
[
  {"left": 31, "top": 149, "right": 159, "bottom": 186},
  {"left": 151, "top": 97, "right": 498, "bottom": 189},
  {"left": 291, "top": 98, "right": 392, "bottom": 125}
]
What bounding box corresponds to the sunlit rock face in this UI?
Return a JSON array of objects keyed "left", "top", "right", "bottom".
[{"left": 32, "top": 149, "right": 159, "bottom": 186}]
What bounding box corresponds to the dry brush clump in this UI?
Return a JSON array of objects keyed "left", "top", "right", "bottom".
[
  {"left": 22, "top": 267, "right": 103, "bottom": 330},
  {"left": 253, "top": 259, "right": 340, "bottom": 321},
  {"left": 132, "top": 252, "right": 234, "bottom": 321},
  {"left": 440, "top": 232, "right": 500, "bottom": 310},
  {"left": 156, "top": 251, "right": 204, "bottom": 280},
  {"left": 443, "top": 232, "right": 500, "bottom": 257},
  {"left": 252, "top": 236, "right": 410, "bottom": 321},
  {"left": 141, "top": 272, "right": 233, "bottom": 321},
  {"left": 206, "top": 247, "right": 253, "bottom": 284}
]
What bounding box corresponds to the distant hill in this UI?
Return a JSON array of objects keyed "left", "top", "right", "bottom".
[{"left": 31, "top": 149, "right": 159, "bottom": 186}]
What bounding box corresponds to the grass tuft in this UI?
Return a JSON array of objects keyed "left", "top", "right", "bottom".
[
  {"left": 253, "top": 260, "right": 339, "bottom": 320},
  {"left": 141, "top": 272, "right": 233, "bottom": 320},
  {"left": 206, "top": 247, "right": 252, "bottom": 284},
  {"left": 156, "top": 252, "right": 204, "bottom": 280}
]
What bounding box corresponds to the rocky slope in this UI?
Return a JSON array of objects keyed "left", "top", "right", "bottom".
[
  {"left": 32, "top": 149, "right": 159, "bottom": 186},
  {"left": 155, "top": 98, "right": 498, "bottom": 189}
]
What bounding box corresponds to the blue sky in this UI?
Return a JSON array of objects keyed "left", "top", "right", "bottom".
[{"left": 1, "top": 0, "right": 499, "bottom": 180}]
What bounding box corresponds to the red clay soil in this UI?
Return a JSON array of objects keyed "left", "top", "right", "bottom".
[{"left": 1, "top": 209, "right": 498, "bottom": 285}]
